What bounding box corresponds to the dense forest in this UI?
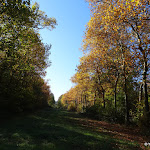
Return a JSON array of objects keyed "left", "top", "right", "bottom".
[
  {"left": 59, "top": 0, "right": 150, "bottom": 128},
  {"left": 0, "top": 0, "right": 56, "bottom": 113},
  {"left": 1, "top": 0, "right": 150, "bottom": 129}
]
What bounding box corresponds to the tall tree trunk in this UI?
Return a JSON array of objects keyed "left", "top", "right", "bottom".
[
  {"left": 94, "top": 91, "right": 96, "bottom": 105},
  {"left": 114, "top": 88, "right": 117, "bottom": 108},
  {"left": 97, "top": 74, "right": 105, "bottom": 108},
  {"left": 121, "top": 44, "right": 129, "bottom": 124},
  {"left": 75, "top": 99, "right": 77, "bottom": 107},
  {"left": 85, "top": 95, "right": 87, "bottom": 108},
  {"left": 114, "top": 73, "right": 119, "bottom": 108},
  {"left": 95, "top": 78, "right": 101, "bottom": 100},
  {"left": 81, "top": 94, "right": 84, "bottom": 113},
  {"left": 130, "top": 24, "right": 149, "bottom": 112},
  {"left": 143, "top": 55, "right": 149, "bottom": 112},
  {"left": 102, "top": 90, "right": 105, "bottom": 108},
  {"left": 124, "top": 73, "right": 129, "bottom": 124},
  {"left": 139, "top": 83, "right": 143, "bottom": 102}
]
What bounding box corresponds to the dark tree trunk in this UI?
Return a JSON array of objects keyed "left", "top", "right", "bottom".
[
  {"left": 114, "top": 73, "right": 119, "bottom": 108},
  {"left": 121, "top": 44, "right": 129, "bottom": 124},
  {"left": 97, "top": 74, "right": 105, "bottom": 108},
  {"left": 124, "top": 74, "right": 129, "bottom": 124},
  {"left": 94, "top": 91, "right": 96, "bottom": 105},
  {"left": 143, "top": 57, "right": 149, "bottom": 112},
  {"left": 85, "top": 95, "right": 87, "bottom": 107},
  {"left": 102, "top": 90, "right": 105, "bottom": 108},
  {"left": 130, "top": 23, "right": 149, "bottom": 112}
]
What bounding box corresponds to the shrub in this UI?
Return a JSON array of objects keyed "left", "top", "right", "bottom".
[
  {"left": 138, "top": 112, "right": 150, "bottom": 136},
  {"left": 85, "top": 104, "right": 125, "bottom": 124}
]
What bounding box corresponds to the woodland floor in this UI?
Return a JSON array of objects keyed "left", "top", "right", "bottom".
[{"left": 0, "top": 108, "right": 149, "bottom": 150}]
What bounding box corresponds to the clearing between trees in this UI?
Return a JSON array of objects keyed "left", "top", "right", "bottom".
[{"left": 0, "top": 108, "right": 149, "bottom": 150}]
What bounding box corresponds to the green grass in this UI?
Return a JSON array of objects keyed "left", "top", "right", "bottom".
[{"left": 0, "top": 108, "right": 140, "bottom": 150}]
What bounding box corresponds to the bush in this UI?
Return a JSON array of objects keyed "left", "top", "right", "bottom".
[
  {"left": 85, "top": 104, "right": 125, "bottom": 124},
  {"left": 85, "top": 105, "right": 99, "bottom": 119},
  {"left": 138, "top": 112, "right": 150, "bottom": 136}
]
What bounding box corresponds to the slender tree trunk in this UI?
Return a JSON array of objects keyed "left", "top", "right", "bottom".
[
  {"left": 139, "top": 45, "right": 149, "bottom": 112},
  {"left": 94, "top": 91, "right": 96, "bottom": 105},
  {"left": 114, "top": 89, "right": 117, "bottom": 108},
  {"left": 121, "top": 44, "right": 129, "bottom": 124},
  {"left": 114, "top": 73, "right": 119, "bottom": 108},
  {"left": 139, "top": 84, "right": 143, "bottom": 102},
  {"left": 96, "top": 78, "right": 101, "bottom": 100},
  {"left": 74, "top": 99, "right": 77, "bottom": 107},
  {"left": 130, "top": 24, "right": 149, "bottom": 112},
  {"left": 143, "top": 56, "right": 149, "bottom": 112},
  {"left": 102, "top": 90, "right": 105, "bottom": 108},
  {"left": 81, "top": 94, "right": 83, "bottom": 113},
  {"left": 97, "top": 74, "right": 105, "bottom": 107},
  {"left": 85, "top": 95, "right": 87, "bottom": 108},
  {"left": 124, "top": 73, "right": 129, "bottom": 124}
]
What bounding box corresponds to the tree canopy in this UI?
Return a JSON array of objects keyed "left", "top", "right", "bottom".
[
  {"left": 0, "top": 0, "right": 57, "bottom": 112},
  {"left": 61, "top": 0, "right": 150, "bottom": 126}
]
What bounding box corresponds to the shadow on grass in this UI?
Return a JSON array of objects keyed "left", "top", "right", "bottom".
[{"left": 0, "top": 108, "right": 140, "bottom": 150}]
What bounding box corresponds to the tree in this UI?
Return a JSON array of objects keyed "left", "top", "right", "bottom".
[
  {"left": 49, "top": 93, "right": 55, "bottom": 106},
  {"left": 63, "top": 0, "right": 149, "bottom": 125},
  {"left": 0, "top": 0, "right": 57, "bottom": 112},
  {"left": 57, "top": 95, "right": 63, "bottom": 108},
  {"left": 81, "top": 0, "right": 150, "bottom": 124},
  {"left": 86, "top": 0, "right": 150, "bottom": 113}
]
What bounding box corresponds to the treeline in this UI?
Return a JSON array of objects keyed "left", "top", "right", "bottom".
[
  {"left": 0, "top": 0, "right": 56, "bottom": 112},
  {"left": 59, "top": 0, "right": 150, "bottom": 127}
]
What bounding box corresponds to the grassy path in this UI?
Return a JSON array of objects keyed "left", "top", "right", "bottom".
[{"left": 0, "top": 108, "right": 149, "bottom": 150}]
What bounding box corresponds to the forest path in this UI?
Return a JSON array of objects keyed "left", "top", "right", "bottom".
[{"left": 0, "top": 108, "right": 149, "bottom": 150}]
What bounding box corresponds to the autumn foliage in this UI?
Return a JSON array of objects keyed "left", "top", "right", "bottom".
[
  {"left": 0, "top": 0, "right": 56, "bottom": 112},
  {"left": 61, "top": 0, "right": 150, "bottom": 126}
]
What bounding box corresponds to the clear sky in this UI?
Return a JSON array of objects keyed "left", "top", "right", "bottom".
[{"left": 34, "top": 0, "right": 90, "bottom": 101}]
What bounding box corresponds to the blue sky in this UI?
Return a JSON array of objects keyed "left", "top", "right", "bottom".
[{"left": 34, "top": 0, "right": 90, "bottom": 101}]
